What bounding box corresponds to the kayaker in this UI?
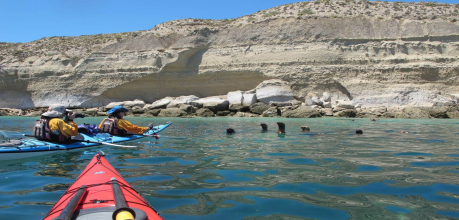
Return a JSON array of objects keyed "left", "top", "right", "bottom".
[
  {"left": 99, "top": 105, "right": 153, "bottom": 135},
  {"left": 33, "top": 104, "right": 79, "bottom": 142}
]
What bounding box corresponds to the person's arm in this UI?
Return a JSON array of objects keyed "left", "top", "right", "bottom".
[
  {"left": 98, "top": 119, "right": 105, "bottom": 129},
  {"left": 49, "top": 119, "right": 79, "bottom": 137},
  {"left": 117, "top": 119, "right": 149, "bottom": 134}
]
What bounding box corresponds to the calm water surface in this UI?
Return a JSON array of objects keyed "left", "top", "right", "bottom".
[{"left": 0, "top": 116, "right": 459, "bottom": 219}]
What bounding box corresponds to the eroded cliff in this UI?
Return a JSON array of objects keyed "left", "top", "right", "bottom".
[{"left": 0, "top": 0, "right": 458, "bottom": 109}]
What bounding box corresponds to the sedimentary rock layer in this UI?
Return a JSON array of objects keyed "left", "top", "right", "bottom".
[{"left": 0, "top": 0, "right": 458, "bottom": 109}]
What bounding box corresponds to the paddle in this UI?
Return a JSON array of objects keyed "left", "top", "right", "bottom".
[
  {"left": 142, "top": 133, "right": 159, "bottom": 139},
  {"left": 22, "top": 134, "right": 138, "bottom": 148}
]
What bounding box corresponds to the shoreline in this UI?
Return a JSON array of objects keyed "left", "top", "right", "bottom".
[{"left": 2, "top": 104, "right": 458, "bottom": 119}]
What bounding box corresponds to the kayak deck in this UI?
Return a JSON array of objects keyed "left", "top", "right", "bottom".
[{"left": 44, "top": 152, "right": 163, "bottom": 220}]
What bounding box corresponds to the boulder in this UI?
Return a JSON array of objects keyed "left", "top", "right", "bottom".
[
  {"left": 97, "top": 112, "right": 108, "bottom": 116},
  {"left": 305, "top": 93, "right": 319, "bottom": 106},
  {"left": 149, "top": 97, "right": 174, "bottom": 109},
  {"left": 321, "top": 108, "right": 334, "bottom": 116},
  {"left": 335, "top": 101, "right": 355, "bottom": 109},
  {"left": 249, "top": 102, "right": 270, "bottom": 114},
  {"left": 131, "top": 106, "right": 145, "bottom": 114},
  {"left": 179, "top": 104, "right": 196, "bottom": 114},
  {"left": 167, "top": 95, "right": 199, "bottom": 108},
  {"left": 124, "top": 99, "right": 145, "bottom": 108},
  {"left": 229, "top": 104, "right": 250, "bottom": 112},
  {"left": 371, "top": 106, "right": 387, "bottom": 115},
  {"left": 334, "top": 109, "right": 357, "bottom": 117},
  {"left": 242, "top": 93, "right": 257, "bottom": 106},
  {"left": 0, "top": 108, "right": 23, "bottom": 116},
  {"left": 262, "top": 106, "right": 281, "bottom": 117},
  {"left": 105, "top": 102, "right": 125, "bottom": 109},
  {"left": 193, "top": 97, "right": 229, "bottom": 113},
  {"left": 282, "top": 106, "right": 323, "bottom": 118},
  {"left": 447, "top": 111, "right": 459, "bottom": 119},
  {"left": 269, "top": 100, "right": 302, "bottom": 107},
  {"left": 255, "top": 79, "right": 296, "bottom": 104},
  {"left": 233, "top": 112, "right": 259, "bottom": 117},
  {"left": 158, "top": 108, "right": 188, "bottom": 117},
  {"left": 400, "top": 107, "right": 429, "bottom": 118},
  {"left": 216, "top": 110, "right": 232, "bottom": 116},
  {"left": 143, "top": 109, "right": 161, "bottom": 117},
  {"left": 227, "top": 91, "right": 243, "bottom": 105},
  {"left": 427, "top": 107, "right": 449, "bottom": 118},
  {"left": 196, "top": 108, "right": 215, "bottom": 117}
]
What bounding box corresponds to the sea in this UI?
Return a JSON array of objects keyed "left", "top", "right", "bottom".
[{"left": 0, "top": 116, "right": 459, "bottom": 220}]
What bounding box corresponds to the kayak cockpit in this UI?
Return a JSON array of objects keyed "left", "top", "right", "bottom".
[{"left": 65, "top": 207, "right": 148, "bottom": 220}]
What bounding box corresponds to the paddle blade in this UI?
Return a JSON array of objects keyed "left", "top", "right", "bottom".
[{"left": 153, "top": 133, "right": 159, "bottom": 139}]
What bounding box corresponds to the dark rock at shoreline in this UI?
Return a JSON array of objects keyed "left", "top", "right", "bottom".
[
  {"left": 142, "top": 109, "right": 161, "bottom": 117},
  {"left": 229, "top": 104, "right": 250, "bottom": 112},
  {"left": 262, "top": 106, "right": 281, "bottom": 117},
  {"left": 282, "top": 106, "right": 323, "bottom": 118},
  {"left": 131, "top": 106, "right": 145, "bottom": 114},
  {"left": 249, "top": 103, "right": 270, "bottom": 115},
  {"left": 158, "top": 108, "right": 188, "bottom": 117},
  {"left": 233, "top": 112, "right": 258, "bottom": 117},
  {"left": 399, "top": 107, "right": 429, "bottom": 119},
  {"left": 336, "top": 109, "right": 357, "bottom": 117},
  {"left": 179, "top": 104, "right": 196, "bottom": 114},
  {"left": 196, "top": 108, "right": 215, "bottom": 117},
  {"left": 217, "top": 110, "right": 232, "bottom": 116},
  {"left": 427, "top": 107, "right": 449, "bottom": 118}
]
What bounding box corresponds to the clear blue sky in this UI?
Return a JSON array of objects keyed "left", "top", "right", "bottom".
[{"left": 0, "top": 0, "right": 456, "bottom": 43}]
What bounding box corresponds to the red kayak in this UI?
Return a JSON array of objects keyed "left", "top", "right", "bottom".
[{"left": 44, "top": 152, "right": 163, "bottom": 220}]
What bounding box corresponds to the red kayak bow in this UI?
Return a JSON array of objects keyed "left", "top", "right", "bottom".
[{"left": 44, "top": 152, "right": 163, "bottom": 220}]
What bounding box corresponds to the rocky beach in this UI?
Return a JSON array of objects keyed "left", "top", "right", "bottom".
[{"left": 1, "top": 0, "right": 458, "bottom": 119}]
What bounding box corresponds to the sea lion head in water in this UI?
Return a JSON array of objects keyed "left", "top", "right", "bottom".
[
  {"left": 226, "top": 128, "right": 235, "bottom": 134},
  {"left": 260, "top": 123, "right": 268, "bottom": 132},
  {"left": 277, "top": 122, "right": 285, "bottom": 135},
  {"left": 301, "top": 126, "right": 310, "bottom": 132}
]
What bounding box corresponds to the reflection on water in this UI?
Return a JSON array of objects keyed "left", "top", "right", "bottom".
[{"left": 1, "top": 117, "right": 459, "bottom": 219}]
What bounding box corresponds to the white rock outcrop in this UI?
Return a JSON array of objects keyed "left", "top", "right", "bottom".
[
  {"left": 227, "top": 91, "right": 243, "bottom": 105},
  {"left": 167, "top": 95, "right": 200, "bottom": 108},
  {"left": 148, "top": 96, "right": 175, "bottom": 109},
  {"left": 255, "top": 79, "right": 296, "bottom": 104},
  {"left": 105, "top": 102, "right": 125, "bottom": 109},
  {"left": 123, "top": 99, "right": 145, "bottom": 108},
  {"left": 242, "top": 93, "right": 257, "bottom": 106},
  {"left": 192, "top": 96, "right": 229, "bottom": 112}
]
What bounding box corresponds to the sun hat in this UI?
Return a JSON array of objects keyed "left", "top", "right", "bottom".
[
  {"left": 42, "top": 104, "right": 68, "bottom": 117},
  {"left": 107, "top": 106, "right": 129, "bottom": 114}
]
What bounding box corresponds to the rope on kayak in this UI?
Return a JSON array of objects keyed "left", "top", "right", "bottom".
[
  {"left": 44, "top": 154, "right": 161, "bottom": 219},
  {"left": 45, "top": 181, "right": 157, "bottom": 217},
  {"left": 45, "top": 181, "right": 112, "bottom": 217}
]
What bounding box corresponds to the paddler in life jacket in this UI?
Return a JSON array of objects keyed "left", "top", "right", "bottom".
[
  {"left": 99, "top": 106, "right": 153, "bottom": 136},
  {"left": 33, "top": 104, "right": 79, "bottom": 142}
]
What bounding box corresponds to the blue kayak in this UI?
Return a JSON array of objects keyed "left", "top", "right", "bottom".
[{"left": 0, "top": 122, "right": 172, "bottom": 161}]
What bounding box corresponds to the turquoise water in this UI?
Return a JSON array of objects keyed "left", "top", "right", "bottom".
[{"left": 1, "top": 116, "right": 459, "bottom": 219}]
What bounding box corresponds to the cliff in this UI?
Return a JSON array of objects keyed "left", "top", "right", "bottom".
[{"left": 0, "top": 0, "right": 458, "bottom": 109}]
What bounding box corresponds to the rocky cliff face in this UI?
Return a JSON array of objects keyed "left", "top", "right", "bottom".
[{"left": 0, "top": 0, "right": 458, "bottom": 109}]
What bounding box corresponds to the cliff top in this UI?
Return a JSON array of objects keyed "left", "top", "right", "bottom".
[{"left": 0, "top": 0, "right": 458, "bottom": 62}]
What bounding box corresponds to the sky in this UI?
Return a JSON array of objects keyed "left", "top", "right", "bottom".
[{"left": 0, "top": 0, "right": 457, "bottom": 43}]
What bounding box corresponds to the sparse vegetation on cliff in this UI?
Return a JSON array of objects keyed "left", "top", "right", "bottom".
[{"left": 1, "top": 0, "right": 457, "bottom": 64}]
